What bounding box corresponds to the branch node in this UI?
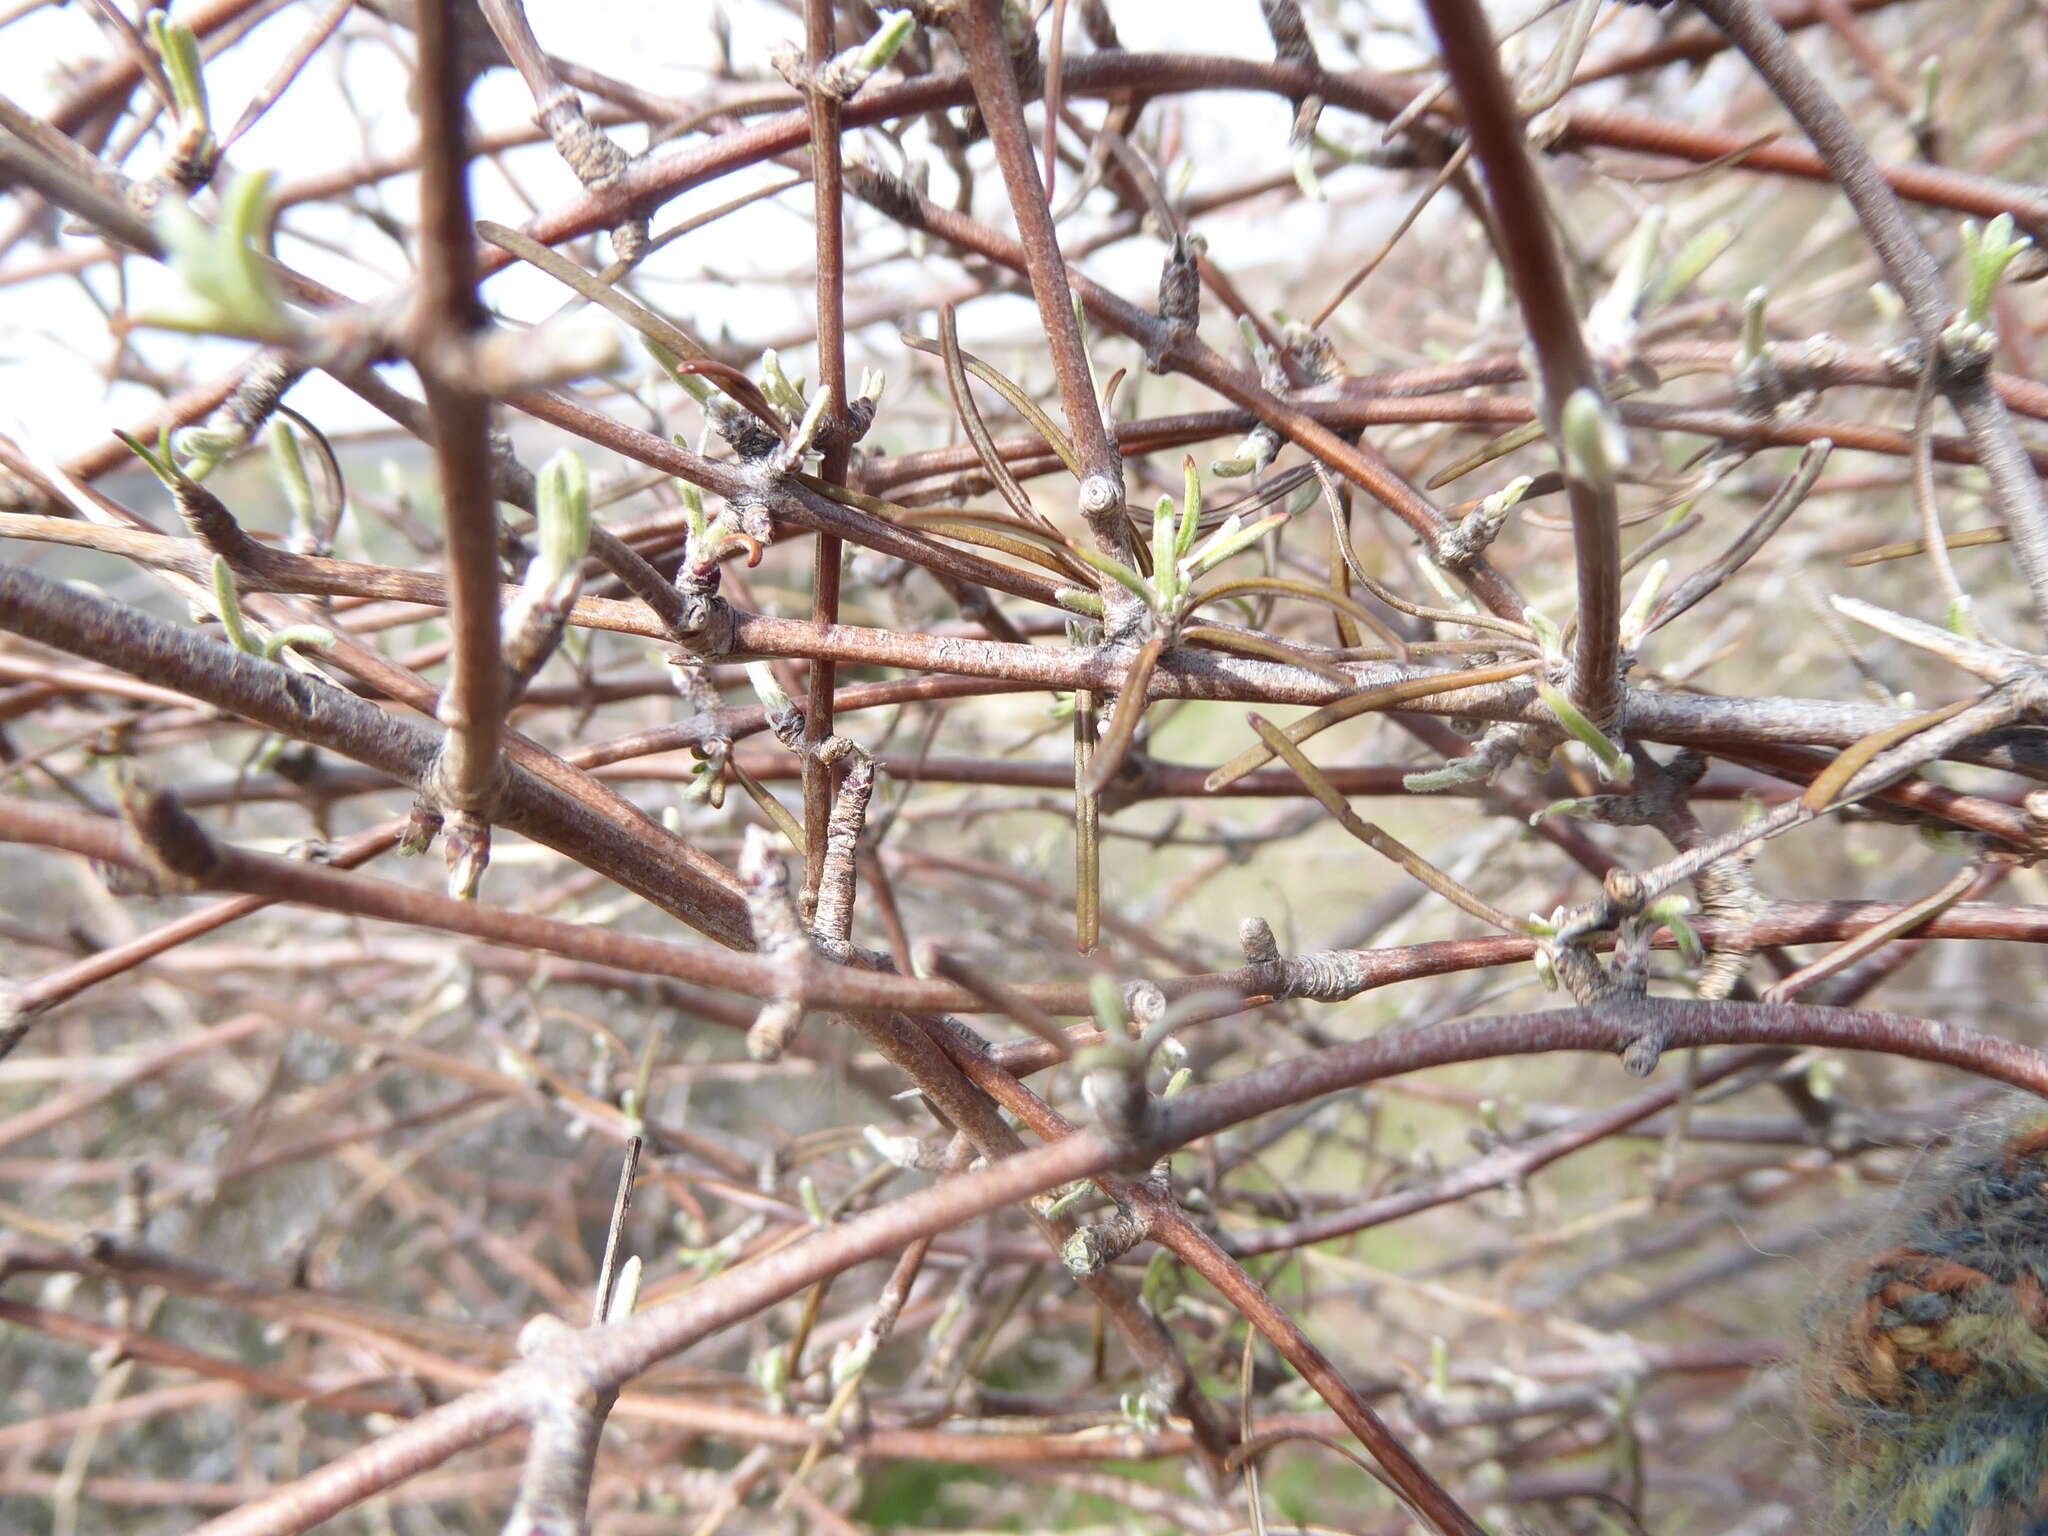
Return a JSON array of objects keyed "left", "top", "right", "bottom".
[
  {"left": 740, "top": 826, "right": 815, "bottom": 1061},
  {"left": 1239, "top": 915, "right": 1280, "bottom": 966},
  {"left": 1061, "top": 1201, "right": 1151, "bottom": 1276},
  {"left": 110, "top": 768, "right": 220, "bottom": 893},
  {"left": 1150, "top": 233, "right": 1206, "bottom": 372},
  {"left": 1077, "top": 1032, "right": 1155, "bottom": 1170}
]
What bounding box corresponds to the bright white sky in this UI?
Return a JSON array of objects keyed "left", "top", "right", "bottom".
[{"left": 1, "top": 1, "right": 1652, "bottom": 468}]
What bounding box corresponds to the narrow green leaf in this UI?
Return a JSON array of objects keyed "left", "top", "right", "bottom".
[{"left": 1533, "top": 679, "right": 1632, "bottom": 782}]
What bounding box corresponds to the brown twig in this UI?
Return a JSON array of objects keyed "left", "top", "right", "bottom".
[
  {"left": 1421, "top": 0, "right": 1621, "bottom": 728},
  {"left": 412, "top": 0, "right": 509, "bottom": 894}
]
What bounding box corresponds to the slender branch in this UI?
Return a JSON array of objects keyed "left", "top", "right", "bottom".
[
  {"left": 801, "top": 0, "right": 848, "bottom": 912},
  {"left": 1421, "top": 0, "right": 1620, "bottom": 727},
  {"left": 946, "top": 0, "right": 1133, "bottom": 567},
  {"left": 477, "top": 0, "right": 645, "bottom": 257},
  {"left": 1226, "top": 1045, "right": 1792, "bottom": 1255},
  {"left": 10, "top": 789, "right": 2048, "bottom": 1026},
  {"left": 8, "top": 13, "right": 2048, "bottom": 1528},
  {"left": 922, "top": 1016, "right": 1485, "bottom": 1536},
  {"left": 493, "top": 56, "right": 2048, "bottom": 267},
  {"left": 412, "top": 0, "right": 510, "bottom": 875},
  {"left": 1687, "top": 0, "right": 2048, "bottom": 632},
  {"left": 1575, "top": 0, "right": 1912, "bottom": 86},
  {"left": 828, "top": 146, "right": 1530, "bottom": 624},
  {"left": 512, "top": 388, "right": 1069, "bottom": 607},
  {"left": 0, "top": 560, "right": 750, "bottom": 944},
  {"left": 183, "top": 994, "right": 2048, "bottom": 1536}
]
